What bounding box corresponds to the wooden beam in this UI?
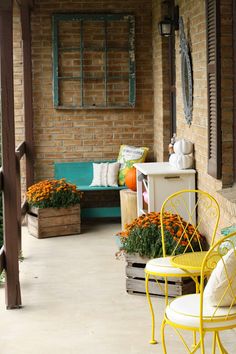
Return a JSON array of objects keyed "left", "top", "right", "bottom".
[
  {"left": 0, "top": 0, "right": 22, "bottom": 308},
  {"left": 20, "top": 4, "right": 34, "bottom": 189}
]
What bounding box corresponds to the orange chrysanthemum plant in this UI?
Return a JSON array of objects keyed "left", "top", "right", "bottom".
[
  {"left": 118, "top": 212, "right": 206, "bottom": 259},
  {"left": 26, "top": 179, "right": 82, "bottom": 209}
]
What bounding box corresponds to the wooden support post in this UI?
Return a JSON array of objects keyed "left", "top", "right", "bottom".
[
  {"left": 0, "top": 0, "right": 22, "bottom": 309},
  {"left": 20, "top": 3, "right": 34, "bottom": 189}
]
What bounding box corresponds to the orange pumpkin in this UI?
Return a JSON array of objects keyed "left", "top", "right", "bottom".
[{"left": 125, "top": 167, "right": 137, "bottom": 191}]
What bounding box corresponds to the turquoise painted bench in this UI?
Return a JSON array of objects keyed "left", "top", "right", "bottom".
[{"left": 54, "top": 161, "right": 127, "bottom": 218}]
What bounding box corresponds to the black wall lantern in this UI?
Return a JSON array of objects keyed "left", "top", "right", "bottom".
[{"left": 159, "top": 5, "right": 179, "bottom": 37}]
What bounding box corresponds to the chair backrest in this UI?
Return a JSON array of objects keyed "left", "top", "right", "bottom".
[
  {"left": 199, "top": 231, "right": 236, "bottom": 325},
  {"left": 160, "top": 189, "right": 220, "bottom": 257}
]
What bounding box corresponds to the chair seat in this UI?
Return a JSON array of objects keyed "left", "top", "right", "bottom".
[
  {"left": 145, "top": 257, "right": 200, "bottom": 276},
  {"left": 166, "top": 294, "right": 236, "bottom": 329}
]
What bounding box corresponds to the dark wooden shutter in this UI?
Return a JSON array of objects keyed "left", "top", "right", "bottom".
[{"left": 206, "top": 0, "right": 221, "bottom": 179}]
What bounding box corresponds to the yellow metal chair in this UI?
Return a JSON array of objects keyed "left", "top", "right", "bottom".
[
  {"left": 145, "top": 189, "right": 220, "bottom": 344},
  {"left": 161, "top": 231, "right": 236, "bottom": 354}
]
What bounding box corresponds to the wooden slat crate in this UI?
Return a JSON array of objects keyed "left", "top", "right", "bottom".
[
  {"left": 125, "top": 253, "right": 195, "bottom": 297},
  {"left": 27, "top": 205, "right": 81, "bottom": 238}
]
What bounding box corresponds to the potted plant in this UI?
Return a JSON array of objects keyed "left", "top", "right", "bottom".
[
  {"left": 119, "top": 211, "right": 206, "bottom": 258},
  {"left": 26, "top": 179, "right": 83, "bottom": 238},
  {"left": 118, "top": 212, "right": 206, "bottom": 296}
]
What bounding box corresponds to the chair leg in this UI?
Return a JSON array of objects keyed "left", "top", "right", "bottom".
[
  {"left": 200, "top": 330, "right": 205, "bottom": 354},
  {"left": 193, "top": 275, "right": 200, "bottom": 294},
  {"left": 211, "top": 332, "right": 216, "bottom": 354},
  {"left": 145, "top": 272, "right": 157, "bottom": 344},
  {"left": 161, "top": 318, "right": 167, "bottom": 354},
  {"left": 192, "top": 331, "right": 197, "bottom": 348},
  {"left": 216, "top": 332, "right": 229, "bottom": 354},
  {"left": 164, "top": 277, "right": 168, "bottom": 307},
  {"left": 191, "top": 276, "right": 199, "bottom": 349}
]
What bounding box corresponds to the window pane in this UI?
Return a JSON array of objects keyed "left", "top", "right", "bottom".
[
  {"left": 83, "top": 51, "right": 105, "bottom": 79},
  {"left": 58, "top": 51, "right": 81, "bottom": 77},
  {"left": 107, "top": 79, "right": 129, "bottom": 106},
  {"left": 58, "top": 20, "right": 81, "bottom": 48},
  {"left": 83, "top": 21, "right": 105, "bottom": 49},
  {"left": 107, "top": 51, "right": 129, "bottom": 78},
  {"left": 59, "top": 80, "right": 81, "bottom": 107},
  {"left": 107, "top": 20, "right": 129, "bottom": 48},
  {"left": 83, "top": 79, "right": 105, "bottom": 107}
]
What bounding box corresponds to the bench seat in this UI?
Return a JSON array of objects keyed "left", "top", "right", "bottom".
[
  {"left": 75, "top": 185, "right": 126, "bottom": 192},
  {"left": 54, "top": 161, "right": 126, "bottom": 218}
]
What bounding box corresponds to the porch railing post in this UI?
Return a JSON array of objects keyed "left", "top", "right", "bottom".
[{"left": 0, "top": 0, "right": 22, "bottom": 309}]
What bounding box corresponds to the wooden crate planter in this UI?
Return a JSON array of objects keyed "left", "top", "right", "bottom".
[
  {"left": 125, "top": 253, "right": 195, "bottom": 297},
  {"left": 27, "top": 205, "right": 81, "bottom": 239}
]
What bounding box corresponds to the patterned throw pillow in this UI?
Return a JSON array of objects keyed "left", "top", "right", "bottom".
[
  {"left": 117, "top": 145, "right": 149, "bottom": 186},
  {"left": 204, "top": 248, "right": 236, "bottom": 307}
]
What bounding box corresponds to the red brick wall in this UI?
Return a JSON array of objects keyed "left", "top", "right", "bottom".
[
  {"left": 31, "top": 0, "right": 154, "bottom": 180},
  {"left": 175, "top": 0, "right": 235, "bottom": 234},
  {"left": 152, "top": 0, "right": 236, "bottom": 239}
]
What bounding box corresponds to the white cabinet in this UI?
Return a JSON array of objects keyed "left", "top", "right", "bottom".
[{"left": 134, "top": 162, "right": 196, "bottom": 221}]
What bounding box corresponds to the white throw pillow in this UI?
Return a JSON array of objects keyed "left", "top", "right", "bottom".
[
  {"left": 107, "top": 162, "right": 120, "bottom": 187},
  {"left": 90, "top": 162, "right": 120, "bottom": 187},
  {"left": 204, "top": 248, "right": 236, "bottom": 307}
]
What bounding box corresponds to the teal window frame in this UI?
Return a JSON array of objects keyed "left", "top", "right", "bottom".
[{"left": 52, "top": 13, "right": 136, "bottom": 109}]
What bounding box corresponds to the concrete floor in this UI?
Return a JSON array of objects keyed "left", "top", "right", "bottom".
[{"left": 0, "top": 222, "right": 236, "bottom": 354}]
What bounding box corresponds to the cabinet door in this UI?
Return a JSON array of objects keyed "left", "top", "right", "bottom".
[{"left": 148, "top": 173, "right": 195, "bottom": 223}]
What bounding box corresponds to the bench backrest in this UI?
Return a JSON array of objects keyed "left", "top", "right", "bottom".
[{"left": 54, "top": 161, "right": 116, "bottom": 186}]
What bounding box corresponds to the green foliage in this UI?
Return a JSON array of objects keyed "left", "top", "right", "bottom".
[
  {"left": 26, "top": 179, "right": 82, "bottom": 209},
  {"left": 119, "top": 211, "right": 206, "bottom": 259},
  {"left": 121, "top": 224, "right": 185, "bottom": 259}
]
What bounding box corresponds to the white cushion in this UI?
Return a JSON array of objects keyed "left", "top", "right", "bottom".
[
  {"left": 145, "top": 257, "right": 200, "bottom": 276},
  {"left": 204, "top": 248, "right": 236, "bottom": 307},
  {"left": 90, "top": 162, "right": 120, "bottom": 187},
  {"left": 107, "top": 162, "right": 120, "bottom": 187},
  {"left": 166, "top": 294, "right": 236, "bottom": 329}
]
